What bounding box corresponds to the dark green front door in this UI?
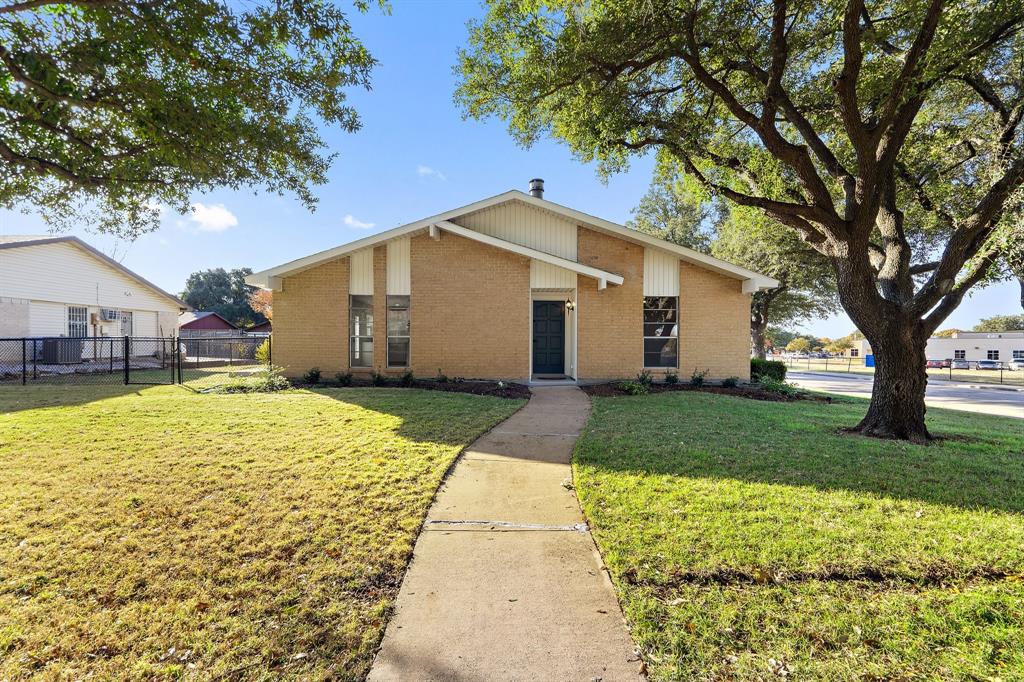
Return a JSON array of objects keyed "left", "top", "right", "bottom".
[{"left": 532, "top": 300, "right": 565, "bottom": 375}]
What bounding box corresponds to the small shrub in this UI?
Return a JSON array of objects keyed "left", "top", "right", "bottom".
[
  {"left": 617, "top": 380, "right": 649, "bottom": 395},
  {"left": 211, "top": 365, "right": 290, "bottom": 393},
  {"left": 690, "top": 367, "right": 709, "bottom": 387},
  {"left": 664, "top": 370, "right": 679, "bottom": 385},
  {"left": 302, "top": 367, "right": 321, "bottom": 384},
  {"left": 751, "top": 358, "right": 787, "bottom": 382},
  {"left": 722, "top": 376, "right": 739, "bottom": 388},
  {"left": 452, "top": 376, "right": 465, "bottom": 384},
  {"left": 371, "top": 371, "right": 388, "bottom": 386},
  {"left": 436, "top": 369, "right": 449, "bottom": 383},
  {"left": 758, "top": 376, "right": 801, "bottom": 396},
  {"left": 635, "top": 369, "right": 654, "bottom": 387},
  {"left": 335, "top": 372, "right": 353, "bottom": 386},
  {"left": 398, "top": 370, "right": 415, "bottom": 387},
  {"left": 255, "top": 338, "right": 271, "bottom": 365}
]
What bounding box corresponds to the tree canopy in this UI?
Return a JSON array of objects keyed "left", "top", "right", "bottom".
[
  {"left": 456, "top": 0, "right": 1024, "bottom": 441},
  {"left": 0, "top": 0, "right": 378, "bottom": 238},
  {"left": 180, "top": 268, "right": 263, "bottom": 328},
  {"left": 973, "top": 314, "right": 1024, "bottom": 332}
]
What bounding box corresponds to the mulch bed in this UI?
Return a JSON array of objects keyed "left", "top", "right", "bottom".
[
  {"left": 581, "top": 381, "right": 832, "bottom": 403},
  {"left": 295, "top": 378, "right": 531, "bottom": 400}
]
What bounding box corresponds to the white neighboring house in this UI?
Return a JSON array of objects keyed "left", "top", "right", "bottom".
[
  {"left": 925, "top": 330, "right": 1024, "bottom": 364},
  {"left": 0, "top": 235, "right": 188, "bottom": 351}
]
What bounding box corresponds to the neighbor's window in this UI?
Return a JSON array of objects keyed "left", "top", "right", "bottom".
[
  {"left": 68, "top": 306, "right": 88, "bottom": 337},
  {"left": 954, "top": 349, "right": 966, "bottom": 359},
  {"left": 850, "top": 348, "right": 859, "bottom": 357},
  {"left": 350, "top": 295, "right": 373, "bottom": 367},
  {"left": 387, "top": 296, "right": 410, "bottom": 367},
  {"left": 987, "top": 350, "right": 1000, "bottom": 360},
  {"left": 1014, "top": 350, "right": 1024, "bottom": 360},
  {"left": 643, "top": 296, "right": 678, "bottom": 368}
]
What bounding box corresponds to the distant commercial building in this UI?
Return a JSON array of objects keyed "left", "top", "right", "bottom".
[{"left": 843, "top": 331, "right": 1024, "bottom": 364}]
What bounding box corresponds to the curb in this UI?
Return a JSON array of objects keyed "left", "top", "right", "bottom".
[{"left": 788, "top": 370, "right": 1024, "bottom": 393}]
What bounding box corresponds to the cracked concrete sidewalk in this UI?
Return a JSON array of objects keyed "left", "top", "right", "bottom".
[{"left": 368, "top": 386, "right": 643, "bottom": 681}]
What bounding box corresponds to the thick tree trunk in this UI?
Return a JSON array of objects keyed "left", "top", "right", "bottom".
[
  {"left": 854, "top": 329, "right": 931, "bottom": 443},
  {"left": 751, "top": 321, "right": 768, "bottom": 360}
]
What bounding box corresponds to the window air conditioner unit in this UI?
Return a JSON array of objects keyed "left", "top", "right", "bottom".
[{"left": 99, "top": 308, "right": 120, "bottom": 322}]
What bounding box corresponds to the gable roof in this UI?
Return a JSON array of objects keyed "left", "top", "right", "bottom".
[
  {"left": 0, "top": 235, "right": 189, "bottom": 309},
  {"left": 178, "top": 310, "right": 237, "bottom": 329},
  {"left": 245, "top": 190, "right": 780, "bottom": 292}
]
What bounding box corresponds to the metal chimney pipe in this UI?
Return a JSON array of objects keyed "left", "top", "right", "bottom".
[{"left": 528, "top": 178, "right": 544, "bottom": 199}]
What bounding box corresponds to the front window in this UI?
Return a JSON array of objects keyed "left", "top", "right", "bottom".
[
  {"left": 387, "top": 295, "right": 410, "bottom": 367},
  {"left": 954, "top": 349, "right": 966, "bottom": 359},
  {"left": 987, "top": 350, "right": 1000, "bottom": 360},
  {"left": 643, "top": 296, "right": 678, "bottom": 368},
  {"left": 350, "top": 295, "right": 373, "bottom": 367},
  {"left": 68, "top": 306, "right": 88, "bottom": 337}
]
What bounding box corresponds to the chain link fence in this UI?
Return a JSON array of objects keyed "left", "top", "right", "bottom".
[{"left": 0, "top": 336, "right": 270, "bottom": 388}]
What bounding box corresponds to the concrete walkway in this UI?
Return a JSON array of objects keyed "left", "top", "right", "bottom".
[{"left": 368, "top": 386, "right": 643, "bottom": 681}]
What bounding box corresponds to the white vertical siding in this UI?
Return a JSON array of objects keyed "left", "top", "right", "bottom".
[
  {"left": 644, "top": 248, "right": 680, "bottom": 296},
  {"left": 530, "top": 261, "right": 577, "bottom": 289},
  {"left": 386, "top": 237, "right": 411, "bottom": 295},
  {"left": 454, "top": 200, "right": 577, "bottom": 260},
  {"left": 349, "top": 248, "right": 374, "bottom": 295}
]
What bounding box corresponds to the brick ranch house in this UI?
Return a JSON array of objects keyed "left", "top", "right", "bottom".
[{"left": 246, "top": 181, "right": 778, "bottom": 383}]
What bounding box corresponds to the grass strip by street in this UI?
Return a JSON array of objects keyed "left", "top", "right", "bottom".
[
  {"left": 781, "top": 357, "right": 1024, "bottom": 386},
  {"left": 574, "top": 391, "right": 1024, "bottom": 680},
  {"left": 0, "top": 385, "right": 523, "bottom": 680}
]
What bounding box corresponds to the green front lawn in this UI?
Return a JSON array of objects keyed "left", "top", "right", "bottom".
[
  {"left": 0, "top": 385, "right": 522, "bottom": 680},
  {"left": 574, "top": 392, "right": 1024, "bottom": 680}
]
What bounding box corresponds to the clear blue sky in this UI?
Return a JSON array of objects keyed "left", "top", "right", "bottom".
[{"left": 0, "top": 1, "right": 1017, "bottom": 338}]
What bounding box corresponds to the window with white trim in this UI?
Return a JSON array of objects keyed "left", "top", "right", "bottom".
[
  {"left": 68, "top": 306, "right": 88, "bottom": 337},
  {"left": 954, "top": 349, "right": 966, "bottom": 359},
  {"left": 386, "top": 295, "right": 410, "bottom": 367},
  {"left": 850, "top": 348, "right": 859, "bottom": 357},
  {"left": 987, "top": 350, "right": 1000, "bottom": 360},
  {"left": 643, "top": 296, "right": 678, "bottom": 368},
  {"left": 1013, "top": 350, "right": 1024, "bottom": 360},
  {"left": 350, "top": 295, "right": 373, "bottom": 367}
]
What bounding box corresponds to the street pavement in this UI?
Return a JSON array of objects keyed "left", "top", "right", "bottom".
[{"left": 789, "top": 371, "right": 1024, "bottom": 419}]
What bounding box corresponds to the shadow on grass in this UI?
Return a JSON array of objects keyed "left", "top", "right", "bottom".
[{"left": 576, "top": 391, "right": 1024, "bottom": 514}]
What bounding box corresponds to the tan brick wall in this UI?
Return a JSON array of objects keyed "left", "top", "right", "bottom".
[
  {"left": 273, "top": 258, "right": 348, "bottom": 377},
  {"left": 370, "top": 245, "right": 388, "bottom": 375},
  {"left": 678, "top": 262, "right": 752, "bottom": 381},
  {"left": 576, "top": 226, "right": 644, "bottom": 379},
  {"left": 409, "top": 232, "right": 530, "bottom": 380}
]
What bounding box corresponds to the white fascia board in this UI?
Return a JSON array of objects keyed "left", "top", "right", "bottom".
[
  {"left": 245, "top": 191, "right": 526, "bottom": 289},
  {"left": 434, "top": 220, "right": 624, "bottom": 286}
]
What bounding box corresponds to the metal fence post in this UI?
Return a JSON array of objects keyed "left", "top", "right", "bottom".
[
  {"left": 32, "top": 339, "right": 37, "bottom": 379},
  {"left": 176, "top": 337, "right": 183, "bottom": 384},
  {"left": 123, "top": 335, "right": 130, "bottom": 385},
  {"left": 21, "top": 338, "right": 26, "bottom": 385}
]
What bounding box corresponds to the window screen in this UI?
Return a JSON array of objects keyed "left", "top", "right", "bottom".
[{"left": 350, "top": 295, "right": 373, "bottom": 367}]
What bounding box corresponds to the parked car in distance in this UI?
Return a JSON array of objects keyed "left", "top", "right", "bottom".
[
  {"left": 1009, "top": 357, "right": 1024, "bottom": 371},
  {"left": 926, "top": 359, "right": 946, "bottom": 368},
  {"left": 950, "top": 359, "right": 971, "bottom": 370},
  {"left": 976, "top": 359, "right": 1003, "bottom": 371}
]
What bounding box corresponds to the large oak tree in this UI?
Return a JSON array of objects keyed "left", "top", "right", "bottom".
[
  {"left": 1, "top": 0, "right": 378, "bottom": 238},
  {"left": 457, "top": 0, "right": 1024, "bottom": 442}
]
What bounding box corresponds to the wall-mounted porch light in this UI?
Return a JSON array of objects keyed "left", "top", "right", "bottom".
[{"left": 565, "top": 299, "right": 576, "bottom": 312}]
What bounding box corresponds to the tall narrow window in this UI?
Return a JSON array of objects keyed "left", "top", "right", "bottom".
[
  {"left": 350, "top": 295, "right": 373, "bottom": 367},
  {"left": 68, "top": 306, "right": 88, "bottom": 337},
  {"left": 387, "top": 295, "right": 410, "bottom": 367},
  {"left": 643, "top": 296, "right": 678, "bottom": 368}
]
